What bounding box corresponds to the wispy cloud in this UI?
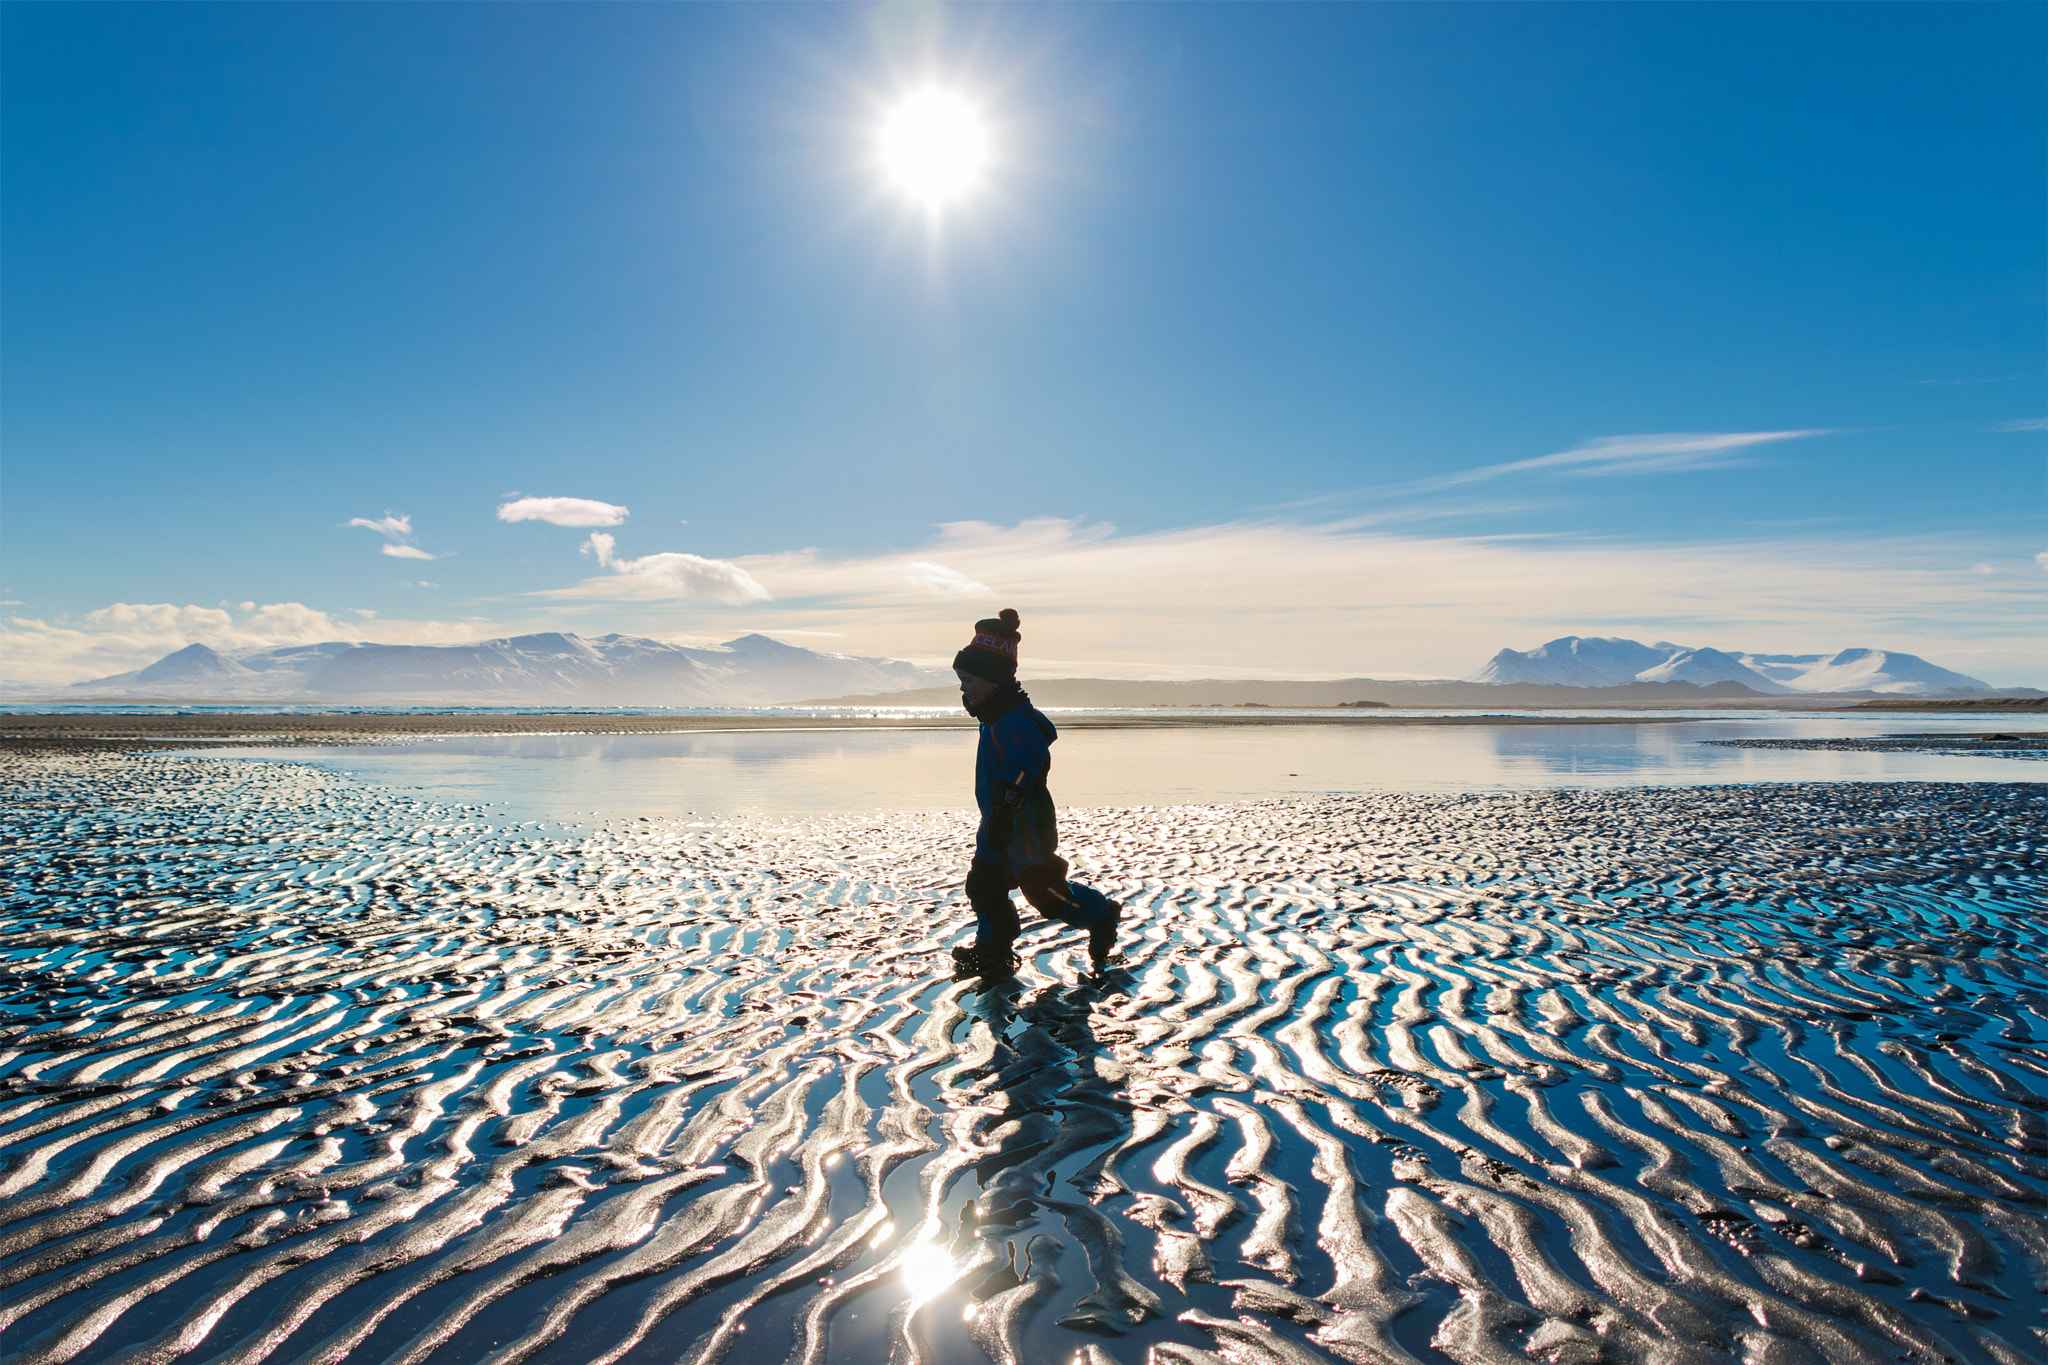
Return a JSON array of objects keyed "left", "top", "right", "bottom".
[
  {"left": 347, "top": 512, "right": 438, "bottom": 560},
  {"left": 498, "top": 496, "right": 629, "bottom": 527},
  {"left": 1264, "top": 430, "right": 1839, "bottom": 514},
  {"left": 1424, "top": 430, "right": 1835, "bottom": 490},
  {"left": 903, "top": 561, "right": 996, "bottom": 599},
  {"left": 579, "top": 533, "right": 770, "bottom": 604},
  {"left": 1998, "top": 418, "right": 2046, "bottom": 433}
]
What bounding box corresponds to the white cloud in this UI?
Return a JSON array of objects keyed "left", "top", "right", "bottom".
[
  {"left": 498, "top": 496, "right": 630, "bottom": 527},
  {"left": 347, "top": 514, "right": 413, "bottom": 539},
  {"left": 903, "top": 561, "right": 996, "bottom": 599},
  {"left": 0, "top": 601, "right": 489, "bottom": 685},
  {"left": 1999, "top": 418, "right": 2047, "bottom": 433},
  {"left": 347, "top": 511, "right": 437, "bottom": 559},
  {"left": 1432, "top": 430, "right": 1835, "bottom": 488},
  {"left": 2037, "top": 550, "right": 2048, "bottom": 572},
  {"left": 579, "top": 533, "right": 770, "bottom": 604}
]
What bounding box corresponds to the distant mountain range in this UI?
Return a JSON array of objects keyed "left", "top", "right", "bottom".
[
  {"left": 71, "top": 632, "right": 949, "bottom": 705},
  {"left": 52, "top": 630, "right": 2017, "bottom": 706},
  {"left": 1469, "top": 636, "right": 1989, "bottom": 695},
  {"left": 824, "top": 636, "right": 2021, "bottom": 709}
]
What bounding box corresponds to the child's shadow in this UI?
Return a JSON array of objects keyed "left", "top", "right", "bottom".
[{"left": 953, "top": 978, "right": 1135, "bottom": 1238}]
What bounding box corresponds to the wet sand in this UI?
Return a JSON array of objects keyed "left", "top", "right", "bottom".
[
  {"left": 3, "top": 748, "right": 2046, "bottom": 1365},
  {"left": 1707, "top": 735, "right": 2048, "bottom": 759}
]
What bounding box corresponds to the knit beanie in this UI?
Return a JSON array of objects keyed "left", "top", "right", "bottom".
[{"left": 953, "top": 608, "right": 1021, "bottom": 683}]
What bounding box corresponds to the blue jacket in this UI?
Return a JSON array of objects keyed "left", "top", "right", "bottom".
[{"left": 974, "top": 699, "right": 1060, "bottom": 873}]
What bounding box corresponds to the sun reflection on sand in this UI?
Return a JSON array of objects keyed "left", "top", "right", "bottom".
[{"left": 898, "top": 1240, "right": 958, "bottom": 1303}]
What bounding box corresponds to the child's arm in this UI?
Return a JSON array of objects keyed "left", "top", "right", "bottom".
[{"left": 991, "top": 710, "right": 1050, "bottom": 806}]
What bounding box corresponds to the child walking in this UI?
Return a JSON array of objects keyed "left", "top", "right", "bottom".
[{"left": 949, "top": 608, "right": 1123, "bottom": 976}]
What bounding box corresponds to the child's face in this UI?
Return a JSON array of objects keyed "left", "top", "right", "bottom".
[{"left": 956, "top": 668, "right": 999, "bottom": 710}]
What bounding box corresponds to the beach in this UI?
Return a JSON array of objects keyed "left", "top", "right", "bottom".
[{"left": 3, "top": 734, "right": 2046, "bottom": 1365}]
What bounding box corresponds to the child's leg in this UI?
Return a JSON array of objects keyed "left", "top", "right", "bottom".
[
  {"left": 1018, "top": 868, "right": 1122, "bottom": 967},
  {"left": 1061, "top": 879, "right": 1118, "bottom": 928},
  {"left": 965, "top": 858, "right": 1021, "bottom": 950},
  {"left": 1018, "top": 867, "right": 1114, "bottom": 929}
]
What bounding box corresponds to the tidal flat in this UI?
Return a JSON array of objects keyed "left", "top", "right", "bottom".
[{"left": 3, "top": 746, "right": 2046, "bottom": 1365}]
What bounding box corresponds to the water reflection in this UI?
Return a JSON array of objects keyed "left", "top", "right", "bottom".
[
  {"left": 191, "top": 712, "right": 2044, "bottom": 825},
  {"left": 898, "top": 1241, "right": 959, "bottom": 1304}
]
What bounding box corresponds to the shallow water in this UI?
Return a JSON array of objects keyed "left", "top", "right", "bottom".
[
  {"left": 3, "top": 749, "right": 2046, "bottom": 1365},
  {"left": 192, "top": 711, "right": 2046, "bottom": 824}
]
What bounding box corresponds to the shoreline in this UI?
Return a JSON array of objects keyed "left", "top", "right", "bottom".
[{"left": 0, "top": 708, "right": 1720, "bottom": 759}]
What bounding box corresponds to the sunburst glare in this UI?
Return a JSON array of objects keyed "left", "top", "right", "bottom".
[{"left": 878, "top": 89, "right": 989, "bottom": 207}]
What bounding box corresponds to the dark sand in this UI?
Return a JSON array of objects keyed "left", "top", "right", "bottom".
[
  {"left": 2, "top": 746, "right": 2045, "bottom": 1365},
  {"left": 1842, "top": 699, "right": 2048, "bottom": 714},
  {"left": 1707, "top": 734, "right": 2048, "bottom": 759}
]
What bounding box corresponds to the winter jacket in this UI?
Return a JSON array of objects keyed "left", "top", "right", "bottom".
[{"left": 974, "top": 697, "right": 1060, "bottom": 874}]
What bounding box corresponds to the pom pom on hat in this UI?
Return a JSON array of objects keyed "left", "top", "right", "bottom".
[{"left": 955, "top": 608, "right": 1021, "bottom": 681}]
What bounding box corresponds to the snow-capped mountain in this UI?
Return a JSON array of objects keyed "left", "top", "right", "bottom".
[
  {"left": 1470, "top": 636, "right": 1990, "bottom": 695},
  {"left": 75, "top": 632, "right": 949, "bottom": 705},
  {"left": 131, "top": 643, "right": 258, "bottom": 686},
  {"left": 1739, "top": 647, "right": 1994, "bottom": 695},
  {"left": 1466, "top": 637, "right": 1681, "bottom": 688},
  {"left": 1635, "top": 647, "right": 1790, "bottom": 691}
]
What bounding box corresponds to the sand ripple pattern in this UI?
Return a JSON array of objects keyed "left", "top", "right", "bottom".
[{"left": 4, "top": 752, "right": 2047, "bottom": 1365}]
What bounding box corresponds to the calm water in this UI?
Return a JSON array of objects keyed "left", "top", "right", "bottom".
[{"left": 191, "top": 710, "right": 2045, "bottom": 824}]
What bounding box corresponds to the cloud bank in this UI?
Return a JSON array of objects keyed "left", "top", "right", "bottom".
[
  {"left": 747, "top": 519, "right": 2042, "bottom": 684},
  {"left": 2, "top": 602, "right": 485, "bottom": 685},
  {"left": 9, "top": 518, "right": 2040, "bottom": 687},
  {"left": 498, "top": 497, "right": 630, "bottom": 527},
  {"left": 530, "top": 515, "right": 2042, "bottom": 685}
]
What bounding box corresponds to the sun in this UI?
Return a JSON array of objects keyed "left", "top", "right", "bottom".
[{"left": 878, "top": 90, "right": 989, "bottom": 208}]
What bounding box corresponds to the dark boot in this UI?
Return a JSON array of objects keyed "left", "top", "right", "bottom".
[
  {"left": 951, "top": 942, "right": 1018, "bottom": 977},
  {"left": 1088, "top": 900, "right": 1123, "bottom": 970}
]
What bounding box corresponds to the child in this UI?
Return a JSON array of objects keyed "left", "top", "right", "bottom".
[{"left": 949, "top": 608, "right": 1122, "bottom": 976}]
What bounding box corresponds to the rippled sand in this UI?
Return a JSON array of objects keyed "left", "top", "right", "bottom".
[{"left": 3, "top": 751, "right": 2046, "bottom": 1365}]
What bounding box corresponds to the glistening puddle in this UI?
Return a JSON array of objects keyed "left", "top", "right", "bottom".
[{"left": 190, "top": 711, "right": 2045, "bottom": 825}]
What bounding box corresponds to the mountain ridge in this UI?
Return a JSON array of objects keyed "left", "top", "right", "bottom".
[
  {"left": 46, "top": 631, "right": 2018, "bottom": 706},
  {"left": 1469, "top": 635, "right": 1988, "bottom": 695},
  {"left": 71, "top": 631, "right": 949, "bottom": 705}
]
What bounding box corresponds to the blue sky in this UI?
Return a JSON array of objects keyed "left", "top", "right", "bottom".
[{"left": 4, "top": 2, "right": 2043, "bottom": 684}]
